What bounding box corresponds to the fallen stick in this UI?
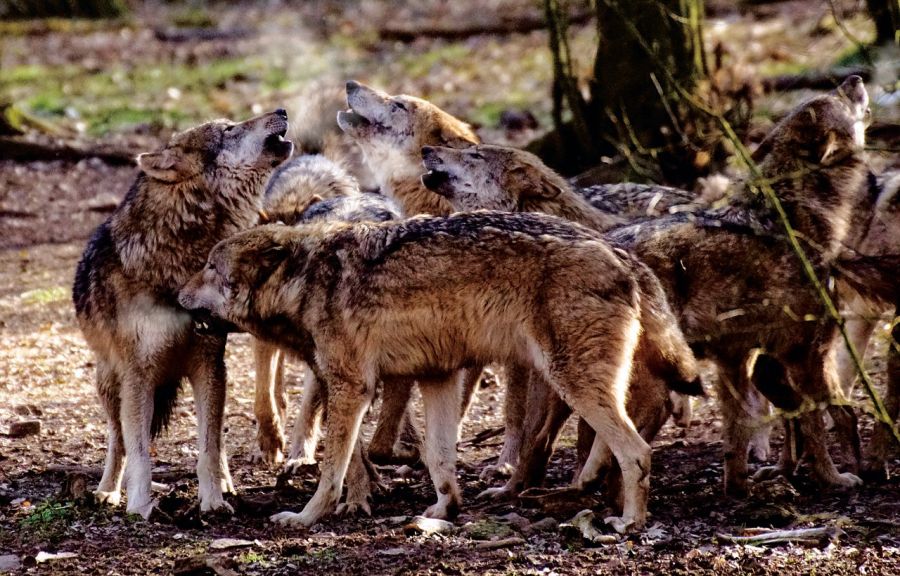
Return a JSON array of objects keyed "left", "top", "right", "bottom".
[{"left": 717, "top": 526, "right": 841, "bottom": 546}]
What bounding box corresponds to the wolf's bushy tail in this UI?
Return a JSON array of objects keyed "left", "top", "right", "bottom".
[{"left": 635, "top": 266, "right": 705, "bottom": 396}]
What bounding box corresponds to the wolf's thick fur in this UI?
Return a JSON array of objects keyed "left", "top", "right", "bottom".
[
  {"left": 337, "top": 82, "right": 528, "bottom": 475},
  {"left": 421, "top": 144, "right": 705, "bottom": 496},
  {"left": 833, "top": 169, "right": 900, "bottom": 473},
  {"left": 179, "top": 211, "right": 700, "bottom": 533},
  {"left": 72, "top": 111, "right": 293, "bottom": 517},
  {"left": 611, "top": 77, "right": 871, "bottom": 495}
]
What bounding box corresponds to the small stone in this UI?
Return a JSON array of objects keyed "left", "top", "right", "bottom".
[
  {"left": 499, "top": 512, "right": 531, "bottom": 532},
  {"left": 8, "top": 420, "right": 40, "bottom": 438},
  {"left": 0, "top": 554, "right": 21, "bottom": 573},
  {"left": 403, "top": 516, "right": 456, "bottom": 536},
  {"left": 525, "top": 517, "right": 559, "bottom": 534},
  {"left": 209, "top": 538, "right": 254, "bottom": 550},
  {"left": 378, "top": 547, "right": 407, "bottom": 556}
]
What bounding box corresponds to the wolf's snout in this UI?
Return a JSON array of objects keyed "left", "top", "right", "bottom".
[
  {"left": 346, "top": 80, "right": 361, "bottom": 95},
  {"left": 274, "top": 108, "right": 288, "bottom": 118}
]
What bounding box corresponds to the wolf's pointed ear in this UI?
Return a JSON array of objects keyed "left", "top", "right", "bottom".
[
  {"left": 137, "top": 150, "right": 194, "bottom": 183},
  {"left": 511, "top": 165, "right": 565, "bottom": 200},
  {"left": 432, "top": 122, "right": 478, "bottom": 149}
]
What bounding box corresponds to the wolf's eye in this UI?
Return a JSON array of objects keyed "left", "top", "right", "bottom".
[
  {"left": 469, "top": 151, "right": 485, "bottom": 160},
  {"left": 224, "top": 125, "right": 235, "bottom": 133},
  {"left": 392, "top": 101, "right": 407, "bottom": 112}
]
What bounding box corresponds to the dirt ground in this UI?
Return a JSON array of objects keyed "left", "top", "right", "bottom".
[{"left": 1, "top": 1, "right": 899, "bottom": 574}]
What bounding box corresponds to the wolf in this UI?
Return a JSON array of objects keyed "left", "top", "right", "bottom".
[
  {"left": 833, "top": 169, "right": 900, "bottom": 474},
  {"left": 420, "top": 144, "right": 707, "bottom": 496},
  {"left": 337, "top": 81, "right": 532, "bottom": 476},
  {"left": 72, "top": 110, "right": 293, "bottom": 518},
  {"left": 179, "top": 211, "right": 701, "bottom": 533},
  {"left": 251, "top": 153, "right": 361, "bottom": 466},
  {"left": 427, "top": 76, "right": 872, "bottom": 497},
  {"left": 286, "top": 82, "right": 378, "bottom": 191},
  {"left": 256, "top": 169, "right": 405, "bottom": 512},
  {"left": 336, "top": 80, "right": 480, "bottom": 217}
]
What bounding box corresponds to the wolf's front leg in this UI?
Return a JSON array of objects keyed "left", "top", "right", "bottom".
[
  {"left": 420, "top": 373, "right": 463, "bottom": 519},
  {"left": 272, "top": 368, "right": 372, "bottom": 528},
  {"left": 119, "top": 368, "right": 156, "bottom": 519},
  {"left": 188, "top": 335, "right": 235, "bottom": 513}
]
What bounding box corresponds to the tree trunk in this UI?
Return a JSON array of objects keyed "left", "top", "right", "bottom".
[
  {"left": 866, "top": 0, "right": 900, "bottom": 45},
  {"left": 535, "top": 0, "right": 718, "bottom": 184}
]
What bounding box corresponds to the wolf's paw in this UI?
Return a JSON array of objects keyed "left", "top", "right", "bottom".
[
  {"left": 479, "top": 462, "right": 515, "bottom": 481},
  {"left": 603, "top": 515, "right": 636, "bottom": 535},
  {"left": 826, "top": 472, "right": 863, "bottom": 490},
  {"left": 94, "top": 489, "right": 121, "bottom": 507},
  {"left": 126, "top": 498, "right": 158, "bottom": 520},
  {"left": 282, "top": 457, "right": 318, "bottom": 476},
  {"left": 270, "top": 510, "right": 313, "bottom": 528},
  {"left": 200, "top": 496, "right": 235, "bottom": 515}
]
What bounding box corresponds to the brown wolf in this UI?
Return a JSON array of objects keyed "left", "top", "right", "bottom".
[
  {"left": 420, "top": 144, "right": 705, "bottom": 496},
  {"left": 179, "top": 211, "right": 700, "bottom": 533},
  {"left": 337, "top": 82, "right": 526, "bottom": 476},
  {"left": 833, "top": 169, "right": 899, "bottom": 474},
  {"left": 427, "top": 76, "right": 872, "bottom": 497},
  {"left": 72, "top": 110, "right": 293, "bottom": 518}
]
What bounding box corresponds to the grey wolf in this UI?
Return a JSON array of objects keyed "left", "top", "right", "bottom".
[
  {"left": 72, "top": 110, "right": 293, "bottom": 518},
  {"left": 426, "top": 76, "right": 873, "bottom": 497},
  {"left": 178, "top": 211, "right": 700, "bottom": 533},
  {"left": 338, "top": 81, "right": 523, "bottom": 476},
  {"left": 420, "top": 143, "right": 705, "bottom": 497}
]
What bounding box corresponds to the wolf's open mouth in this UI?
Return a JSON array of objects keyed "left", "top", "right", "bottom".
[
  {"left": 421, "top": 169, "right": 451, "bottom": 194},
  {"left": 337, "top": 110, "right": 370, "bottom": 130},
  {"left": 264, "top": 127, "right": 293, "bottom": 159}
]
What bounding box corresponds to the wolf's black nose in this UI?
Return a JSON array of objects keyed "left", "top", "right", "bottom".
[
  {"left": 421, "top": 146, "right": 434, "bottom": 157},
  {"left": 274, "top": 108, "right": 288, "bottom": 118},
  {"left": 346, "top": 80, "right": 360, "bottom": 94}
]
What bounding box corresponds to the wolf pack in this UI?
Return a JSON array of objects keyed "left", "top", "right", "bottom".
[{"left": 72, "top": 75, "right": 899, "bottom": 535}]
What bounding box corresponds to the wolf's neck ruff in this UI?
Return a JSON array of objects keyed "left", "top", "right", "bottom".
[{"left": 111, "top": 169, "right": 267, "bottom": 295}]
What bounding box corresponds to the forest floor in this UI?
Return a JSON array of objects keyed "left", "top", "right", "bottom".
[{"left": 1, "top": 1, "right": 899, "bottom": 574}]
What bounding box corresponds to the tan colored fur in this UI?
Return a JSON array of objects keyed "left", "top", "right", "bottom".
[{"left": 179, "top": 212, "right": 701, "bottom": 533}]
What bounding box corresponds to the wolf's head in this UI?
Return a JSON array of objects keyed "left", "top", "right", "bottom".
[
  {"left": 752, "top": 76, "right": 869, "bottom": 167},
  {"left": 178, "top": 224, "right": 309, "bottom": 336},
  {"left": 421, "top": 144, "right": 571, "bottom": 212},
  {"left": 261, "top": 155, "right": 360, "bottom": 226},
  {"left": 337, "top": 81, "right": 479, "bottom": 184},
  {"left": 137, "top": 109, "right": 293, "bottom": 190}
]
